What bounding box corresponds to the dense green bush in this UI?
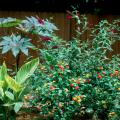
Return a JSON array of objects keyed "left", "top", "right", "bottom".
[{"left": 25, "top": 10, "right": 120, "bottom": 120}]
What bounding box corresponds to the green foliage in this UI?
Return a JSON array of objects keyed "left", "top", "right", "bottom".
[
  {"left": 0, "top": 34, "right": 36, "bottom": 57},
  {"left": 0, "top": 62, "right": 7, "bottom": 81},
  {"left": 0, "top": 17, "right": 22, "bottom": 27},
  {"left": 17, "top": 16, "right": 58, "bottom": 37},
  {"left": 0, "top": 58, "right": 39, "bottom": 119},
  {"left": 28, "top": 10, "right": 120, "bottom": 120},
  {"left": 16, "top": 57, "right": 39, "bottom": 84},
  {"left": 5, "top": 75, "right": 22, "bottom": 92},
  {"left": 14, "top": 102, "right": 23, "bottom": 113}
]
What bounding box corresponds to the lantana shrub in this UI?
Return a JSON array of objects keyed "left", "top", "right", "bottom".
[{"left": 24, "top": 10, "right": 120, "bottom": 120}]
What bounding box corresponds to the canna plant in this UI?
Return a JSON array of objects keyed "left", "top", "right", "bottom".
[{"left": 0, "top": 58, "right": 39, "bottom": 120}]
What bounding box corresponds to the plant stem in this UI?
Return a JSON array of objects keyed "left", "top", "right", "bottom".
[
  {"left": 16, "top": 53, "right": 20, "bottom": 72},
  {"left": 4, "top": 108, "right": 16, "bottom": 120}
]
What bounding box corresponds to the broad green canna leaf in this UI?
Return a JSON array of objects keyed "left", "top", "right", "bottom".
[
  {"left": 0, "top": 88, "right": 4, "bottom": 98},
  {"left": 3, "top": 103, "right": 14, "bottom": 107},
  {"left": 0, "top": 81, "right": 5, "bottom": 87},
  {"left": 0, "top": 62, "right": 7, "bottom": 81},
  {"left": 5, "top": 91, "right": 14, "bottom": 100},
  {"left": 5, "top": 75, "right": 22, "bottom": 92},
  {"left": 14, "top": 102, "right": 23, "bottom": 113},
  {"left": 16, "top": 58, "right": 39, "bottom": 84}
]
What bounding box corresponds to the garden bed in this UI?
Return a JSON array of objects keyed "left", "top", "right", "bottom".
[
  {"left": 16, "top": 112, "right": 53, "bottom": 120},
  {"left": 0, "top": 8, "right": 120, "bottom": 120},
  {"left": 16, "top": 112, "right": 100, "bottom": 120}
]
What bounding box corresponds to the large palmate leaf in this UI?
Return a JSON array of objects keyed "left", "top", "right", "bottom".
[
  {"left": 5, "top": 76, "right": 22, "bottom": 92},
  {"left": 0, "top": 34, "right": 36, "bottom": 57},
  {"left": 17, "top": 16, "right": 58, "bottom": 37},
  {"left": 0, "top": 17, "right": 22, "bottom": 27},
  {"left": 16, "top": 58, "right": 39, "bottom": 84}
]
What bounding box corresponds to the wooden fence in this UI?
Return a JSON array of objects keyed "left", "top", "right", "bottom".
[{"left": 0, "top": 11, "right": 120, "bottom": 69}]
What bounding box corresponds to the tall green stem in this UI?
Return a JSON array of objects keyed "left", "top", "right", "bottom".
[{"left": 16, "top": 53, "right": 20, "bottom": 73}]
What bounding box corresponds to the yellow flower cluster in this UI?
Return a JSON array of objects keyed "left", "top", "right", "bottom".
[
  {"left": 109, "top": 112, "right": 116, "bottom": 117},
  {"left": 72, "top": 95, "right": 85, "bottom": 103},
  {"left": 69, "top": 77, "right": 86, "bottom": 84},
  {"left": 117, "top": 88, "right": 120, "bottom": 90}
]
